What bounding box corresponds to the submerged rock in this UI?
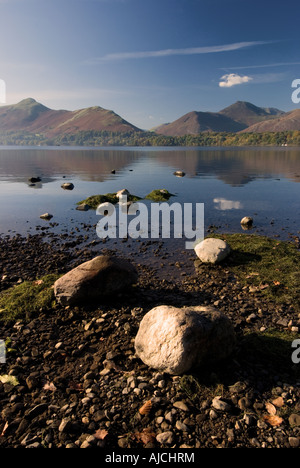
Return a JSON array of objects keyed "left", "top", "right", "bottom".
[
  {"left": 134, "top": 305, "right": 235, "bottom": 375},
  {"left": 54, "top": 255, "right": 138, "bottom": 306},
  {"left": 194, "top": 238, "right": 231, "bottom": 264}
]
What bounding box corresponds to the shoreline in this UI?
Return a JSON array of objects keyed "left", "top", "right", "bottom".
[{"left": 0, "top": 229, "right": 299, "bottom": 449}]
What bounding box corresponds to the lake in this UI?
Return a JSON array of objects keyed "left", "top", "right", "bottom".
[{"left": 0, "top": 146, "right": 299, "bottom": 255}]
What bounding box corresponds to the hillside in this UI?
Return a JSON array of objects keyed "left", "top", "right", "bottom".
[
  {"left": 154, "top": 110, "right": 246, "bottom": 136},
  {"left": 0, "top": 98, "right": 141, "bottom": 136},
  {"left": 219, "top": 101, "right": 285, "bottom": 127},
  {"left": 154, "top": 101, "right": 288, "bottom": 136},
  {"left": 240, "top": 109, "right": 300, "bottom": 133},
  {"left": 0, "top": 98, "right": 299, "bottom": 144}
]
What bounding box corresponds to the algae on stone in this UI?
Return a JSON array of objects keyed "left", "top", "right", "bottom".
[
  {"left": 145, "top": 189, "right": 174, "bottom": 202},
  {"left": 76, "top": 192, "right": 142, "bottom": 210}
]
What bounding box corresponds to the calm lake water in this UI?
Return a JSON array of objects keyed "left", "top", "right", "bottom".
[{"left": 0, "top": 146, "right": 299, "bottom": 251}]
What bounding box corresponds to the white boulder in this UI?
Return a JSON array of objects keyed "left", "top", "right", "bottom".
[
  {"left": 194, "top": 238, "right": 231, "bottom": 264},
  {"left": 134, "top": 305, "right": 235, "bottom": 375}
]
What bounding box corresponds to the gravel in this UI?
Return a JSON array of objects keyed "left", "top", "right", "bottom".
[{"left": 0, "top": 231, "right": 299, "bottom": 449}]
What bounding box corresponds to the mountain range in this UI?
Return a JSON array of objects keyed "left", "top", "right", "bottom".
[
  {"left": 0, "top": 98, "right": 140, "bottom": 137},
  {"left": 0, "top": 98, "right": 299, "bottom": 137}
]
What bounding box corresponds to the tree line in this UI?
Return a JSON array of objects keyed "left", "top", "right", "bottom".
[{"left": 0, "top": 129, "right": 300, "bottom": 147}]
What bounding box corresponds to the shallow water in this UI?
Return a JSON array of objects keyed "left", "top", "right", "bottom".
[{"left": 0, "top": 146, "right": 299, "bottom": 247}]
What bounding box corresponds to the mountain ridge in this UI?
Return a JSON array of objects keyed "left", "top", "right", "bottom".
[
  {"left": 0, "top": 98, "right": 141, "bottom": 136},
  {"left": 154, "top": 101, "right": 289, "bottom": 136},
  {"left": 0, "top": 98, "right": 299, "bottom": 137}
]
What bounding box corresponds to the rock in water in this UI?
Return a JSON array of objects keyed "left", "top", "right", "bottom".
[
  {"left": 134, "top": 305, "right": 235, "bottom": 375},
  {"left": 240, "top": 216, "right": 253, "bottom": 228},
  {"left": 54, "top": 255, "right": 138, "bottom": 306},
  {"left": 194, "top": 238, "right": 230, "bottom": 264},
  {"left": 61, "top": 183, "right": 74, "bottom": 190},
  {"left": 40, "top": 213, "right": 53, "bottom": 220}
]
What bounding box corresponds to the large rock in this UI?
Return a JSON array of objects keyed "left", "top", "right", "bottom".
[
  {"left": 54, "top": 255, "right": 138, "bottom": 306},
  {"left": 194, "top": 238, "right": 230, "bottom": 264},
  {"left": 134, "top": 305, "right": 235, "bottom": 375}
]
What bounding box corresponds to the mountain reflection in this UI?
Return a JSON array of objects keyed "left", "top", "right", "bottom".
[{"left": 0, "top": 146, "right": 299, "bottom": 187}]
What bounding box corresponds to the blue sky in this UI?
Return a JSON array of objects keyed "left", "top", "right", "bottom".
[{"left": 0, "top": 0, "right": 300, "bottom": 129}]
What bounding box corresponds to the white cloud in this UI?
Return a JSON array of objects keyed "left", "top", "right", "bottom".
[
  {"left": 219, "top": 73, "right": 253, "bottom": 88},
  {"left": 85, "top": 41, "right": 271, "bottom": 64}
]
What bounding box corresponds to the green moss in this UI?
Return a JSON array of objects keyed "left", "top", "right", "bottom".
[
  {"left": 77, "top": 192, "right": 142, "bottom": 210},
  {"left": 207, "top": 233, "right": 300, "bottom": 307},
  {"left": 145, "top": 189, "right": 174, "bottom": 202},
  {"left": 77, "top": 190, "right": 174, "bottom": 209},
  {"left": 0, "top": 274, "right": 60, "bottom": 322}
]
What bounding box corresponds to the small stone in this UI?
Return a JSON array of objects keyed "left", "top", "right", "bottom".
[
  {"left": 288, "top": 437, "right": 299, "bottom": 448},
  {"left": 156, "top": 431, "right": 174, "bottom": 445},
  {"left": 40, "top": 213, "right": 53, "bottom": 220},
  {"left": 59, "top": 418, "right": 72, "bottom": 433},
  {"left": 209, "top": 409, "right": 218, "bottom": 420},
  {"left": 175, "top": 420, "right": 189, "bottom": 432},
  {"left": 243, "top": 414, "right": 257, "bottom": 426},
  {"left": 26, "top": 375, "right": 39, "bottom": 390},
  {"left": 240, "top": 216, "right": 253, "bottom": 227},
  {"left": 289, "top": 413, "right": 300, "bottom": 427},
  {"left": 61, "top": 183, "right": 74, "bottom": 190},
  {"left": 212, "top": 396, "right": 232, "bottom": 412},
  {"left": 173, "top": 401, "right": 189, "bottom": 412},
  {"left": 76, "top": 203, "right": 90, "bottom": 211},
  {"left": 238, "top": 397, "right": 252, "bottom": 410}
]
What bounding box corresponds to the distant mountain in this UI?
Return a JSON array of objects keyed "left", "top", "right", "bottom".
[
  {"left": 219, "top": 101, "right": 285, "bottom": 127},
  {"left": 0, "top": 98, "right": 299, "bottom": 140},
  {"left": 153, "top": 101, "right": 290, "bottom": 136},
  {"left": 154, "top": 110, "right": 246, "bottom": 136},
  {"left": 240, "top": 109, "right": 300, "bottom": 133},
  {"left": 0, "top": 98, "right": 141, "bottom": 136}
]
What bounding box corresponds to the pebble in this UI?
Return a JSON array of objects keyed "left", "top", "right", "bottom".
[
  {"left": 212, "top": 396, "right": 232, "bottom": 412},
  {"left": 0, "top": 232, "right": 299, "bottom": 450},
  {"left": 156, "top": 431, "right": 175, "bottom": 445},
  {"left": 173, "top": 401, "right": 189, "bottom": 412}
]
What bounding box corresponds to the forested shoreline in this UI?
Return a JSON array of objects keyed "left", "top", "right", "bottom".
[{"left": 0, "top": 129, "right": 300, "bottom": 147}]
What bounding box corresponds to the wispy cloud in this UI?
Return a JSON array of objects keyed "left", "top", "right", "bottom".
[
  {"left": 85, "top": 41, "right": 272, "bottom": 64},
  {"left": 219, "top": 73, "right": 253, "bottom": 88},
  {"left": 221, "top": 61, "right": 300, "bottom": 70}
]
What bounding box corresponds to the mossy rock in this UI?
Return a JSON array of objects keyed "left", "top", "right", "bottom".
[
  {"left": 0, "top": 274, "right": 60, "bottom": 322},
  {"left": 77, "top": 189, "right": 174, "bottom": 209},
  {"left": 77, "top": 192, "right": 142, "bottom": 210},
  {"left": 145, "top": 189, "right": 174, "bottom": 202}
]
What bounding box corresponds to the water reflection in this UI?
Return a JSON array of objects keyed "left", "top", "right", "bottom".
[
  {"left": 0, "top": 146, "right": 299, "bottom": 239},
  {"left": 0, "top": 146, "right": 299, "bottom": 186},
  {"left": 213, "top": 198, "right": 242, "bottom": 210}
]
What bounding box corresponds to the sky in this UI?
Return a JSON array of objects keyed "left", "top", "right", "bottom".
[{"left": 0, "top": 0, "right": 300, "bottom": 129}]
